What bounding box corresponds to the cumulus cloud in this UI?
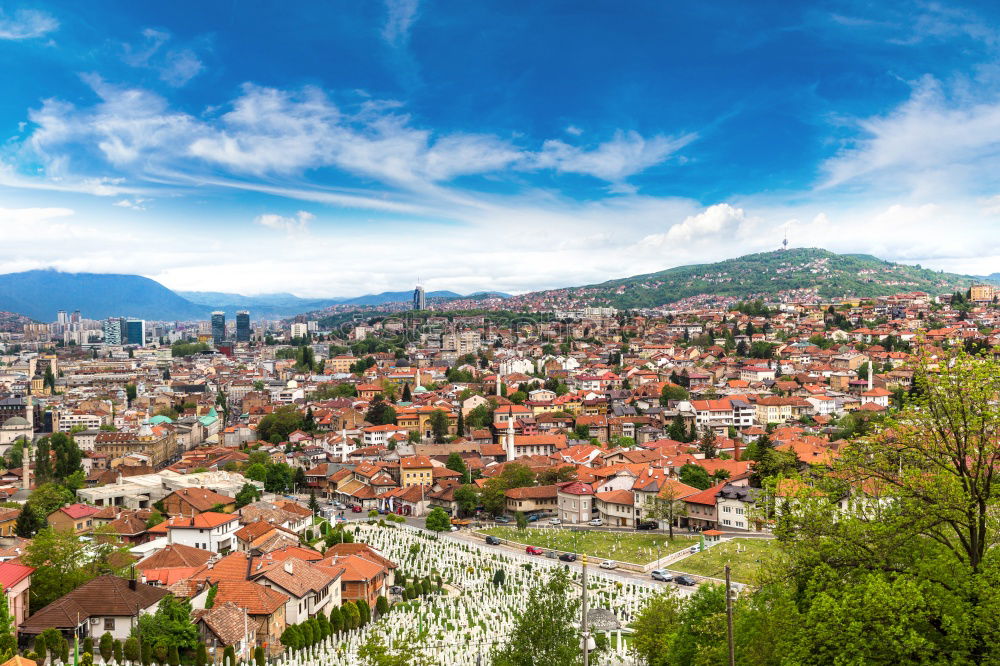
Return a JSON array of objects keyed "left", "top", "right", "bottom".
[
  {"left": 0, "top": 9, "right": 58, "bottom": 40},
  {"left": 254, "top": 210, "right": 314, "bottom": 235},
  {"left": 639, "top": 203, "right": 750, "bottom": 246},
  {"left": 113, "top": 198, "right": 148, "bottom": 210}
]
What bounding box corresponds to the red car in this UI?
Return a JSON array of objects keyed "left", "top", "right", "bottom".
[
  {"left": 525, "top": 546, "right": 544, "bottom": 555},
  {"left": 351, "top": 505, "right": 363, "bottom": 513}
]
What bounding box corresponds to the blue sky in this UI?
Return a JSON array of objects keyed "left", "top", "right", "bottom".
[{"left": 2, "top": 1, "right": 1000, "bottom": 296}]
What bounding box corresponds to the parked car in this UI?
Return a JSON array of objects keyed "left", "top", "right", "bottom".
[
  {"left": 351, "top": 505, "right": 363, "bottom": 513},
  {"left": 689, "top": 545, "right": 699, "bottom": 553},
  {"left": 651, "top": 569, "right": 673, "bottom": 582},
  {"left": 589, "top": 518, "right": 604, "bottom": 526},
  {"left": 545, "top": 550, "right": 558, "bottom": 559},
  {"left": 599, "top": 560, "right": 617, "bottom": 570},
  {"left": 674, "top": 575, "right": 697, "bottom": 586},
  {"left": 389, "top": 585, "right": 405, "bottom": 595},
  {"left": 525, "top": 546, "right": 545, "bottom": 555},
  {"left": 559, "top": 553, "right": 578, "bottom": 562},
  {"left": 494, "top": 515, "right": 512, "bottom": 524},
  {"left": 526, "top": 514, "right": 540, "bottom": 522},
  {"left": 636, "top": 520, "right": 657, "bottom": 530},
  {"left": 485, "top": 536, "right": 502, "bottom": 545},
  {"left": 549, "top": 517, "right": 562, "bottom": 525}
]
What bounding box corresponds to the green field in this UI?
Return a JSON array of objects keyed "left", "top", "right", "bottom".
[
  {"left": 481, "top": 527, "right": 698, "bottom": 565},
  {"left": 673, "top": 538, "right": 781, "bottom": 583}
]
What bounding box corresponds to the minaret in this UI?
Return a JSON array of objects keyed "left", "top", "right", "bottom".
[
  {"left": 414, "top": 368, "right": 420, "bottom": 390},
  {"left": 340, "top": 426, "right": 349, "bottom": 462},
  {"left": 505, "top": 417, "right": 516, "bottom": 461},
  {"left": 22, "top": 398, "right": 32, "bottom": 493},
  {"left": 496, "top": 372, "right": 502, "bottom": 397},
  {"left": 867, "top": 363, "right": 873, "bottom": 391}
]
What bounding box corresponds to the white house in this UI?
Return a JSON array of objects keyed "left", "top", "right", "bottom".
[{"left": 164, "top": 512, "right": 240, "bottom": 554}]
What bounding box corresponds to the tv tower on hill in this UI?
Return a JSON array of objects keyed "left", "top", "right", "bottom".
[{"left": 781, "top": 228, "right": 789, "bottom": 251}]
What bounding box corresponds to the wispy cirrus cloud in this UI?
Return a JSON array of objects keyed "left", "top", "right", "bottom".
[
  {"left": 122, "top": 28, "right": 205, "bottom": 87},
  {"left": 0, "top": 9, "right": 58, "bottom": 40},
  {"left": 382, "top": 0, "right": 420, "bottom": 47}
]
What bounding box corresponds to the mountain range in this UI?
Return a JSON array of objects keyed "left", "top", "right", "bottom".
[
  {"left": 0, "top": 249, "right": 993, "bottom": 322},
  {"left": 0, "top": 270, "right": 508, "bottom": 321}
]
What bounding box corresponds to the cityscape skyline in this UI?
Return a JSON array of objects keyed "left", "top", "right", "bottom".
[{"left": 2, "top": 1, "right": 1000, "bottom": 297}]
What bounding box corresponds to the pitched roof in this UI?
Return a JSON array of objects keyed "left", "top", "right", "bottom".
[
  {"left": 137, "top": 544, "right": 214, "bottom": 571},
  {"left": 594, "top": 489, "right": 634, "bottom": 506},
  {"left": 54, "top": 503, "right": 99, "bottom": 520},
  {"left": 20, "top": 576, "right": 168, "bottom": 634},
  {"left": 166, "top": 487, "right": 236, "bottom": 512},
  {"left": 213, "top": 580, "right": 289, "bottom": 615},
  {"left": 250, "top": 557, "right": 340, "bottom": 597},
  {"left": 193, "top": 601, "right": 253, "bottom": 647},
  {"left": 0, "top": 561, "right": 34, "bottom": 589}
]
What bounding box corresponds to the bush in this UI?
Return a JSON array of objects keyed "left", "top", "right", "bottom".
[{"left": 376, "top": 595, "right": 390, "bottom": 616}]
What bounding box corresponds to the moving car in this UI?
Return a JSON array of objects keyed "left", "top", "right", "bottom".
[
  {"left": 651, "top": 569, "right": 673, "bottom": 582},
  {"left": 636, "top": 520, "right": 657, "bottom": 530},
  {"left": 549, "top": 517, "right": 562, "bottom": 525},
  {"left": 494, "top": 515, "right": 512, "bottom": 524},
  {"left": 558, "top": 553, "right": 578, "bottom": 562},
  {"left": 485, "top": 536, "right": 502, "bottom": 545},
  {"left": 674, "top": 575, "right": 697, "bottom": 586},
  {"left": 589, "top": 518, "right": 604, "bottom": 526},
  {"left": 525, "top": 546, "right": 545, "bottom": 555},
  {"left": 599, "top": 560, "right": 617, "bottom": 570}
]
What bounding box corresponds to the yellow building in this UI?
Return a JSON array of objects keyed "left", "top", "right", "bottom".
[
  {"left": 970, "top": 284, "right": 996, "bottom": 302},
  {"left": 399, "top": 455, "right": 434, "bottom": 487}
]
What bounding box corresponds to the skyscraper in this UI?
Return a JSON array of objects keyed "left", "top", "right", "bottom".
[
  {"left": 211, "top": 311, "right": 226, "bottom": 344},
  {"left": 236, "top": 311, "right": 251, "bottom": 342},
  {"left": 125, "top": 319, "right": 146, "bottom": 346},
  {"left": 413, "top": 285, "right": 426, "bottom": 310},
  {"left": 102, "top": 318, "right": 123, "bottom": 345}
]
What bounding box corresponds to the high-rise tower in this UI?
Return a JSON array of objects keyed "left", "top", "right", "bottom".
[
  {"left": 236, "top": 311, "right": 251, "bottom": 342},
  {"left": 211, "top": 311, "right": 226, "bottom": 344},
  {"left": 413, "top": 285, "right": 426, "bottom": 310}
]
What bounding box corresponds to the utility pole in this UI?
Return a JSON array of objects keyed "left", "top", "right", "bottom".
[
  {"left": 725, "top": 564, "right": 735, "bottom": 666},
  {"left": 582, "top": 554, "right": 589, "bottom": 666}
]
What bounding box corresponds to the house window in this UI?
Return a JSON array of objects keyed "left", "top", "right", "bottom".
[{"left": 104, "top": 618, "right": 115, "bottom": 631}]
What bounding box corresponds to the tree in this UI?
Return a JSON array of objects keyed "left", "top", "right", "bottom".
[
  {"left": 644, "top": 485, "right": 689, "bottom": 540},
  {"left": 140, "top": 640, "right": 152, "bottom": 666},
  {"left": 254, "top": 646, "right": 265, "bottom": 666},
  {"left": 125, "top": 383, "right": 137, "bottom": 404},
  {"left": 50, "top": 432, "right": 83, "bottom": 479},
  {"left": 256, "top": 405, "right": 305, "bottom": 443},
  {"left": 514, "top": 511, "right": 527, "bottom": 530},
  {"left": 0, "top": 584, "right": 14, "bottom": 660},
  {"left": 328, "top": 605, "right": 344, "bottom": 634},
  {"left": 113, "top": 639, "right": 124, "bottom": 664},
  {"left": 309, "top": 490, "right": 320, "bottom": 515},
  {"left": 491, "top": 568, "right": 581, "bottom": 666},
  {"left": 365, "top": 395, "right": 397, "bottom": 426},
  {"left": 401, "top": 383, "right": 412, "bottom": 402},
  {"left": 204, "top": 583, "right": 217, "bottom": 609},
  {"left": 425, "top": 507, "right": 450, "bottom": 532},
  {"left": 23, "top": 527, "right": 126, "bottom": 612},
  {"left": 33, "top": 635, "right": 46, "bottom": 664},
  {"left": 357, "top": 598, "right": 372, "bottom": 626},
  {"left": 131, "top": 595, "right": 200, "bottom": 656},
  {"left": 14, "top": 503, "right": 42, "bottom": 538},
  {"left": 480, "top": 463, "right": 535, "bottom": 515},
  {"left": 453, "top": 484, "right": 479, "bottom": 517},
  {"left": 659, "top": 383, "right": 689, "bottom": 405},
  {"left": 99, "top": 633, "right": 113, "bottom": 663},
  {"left": 678, "top": 463, "right": 712, "bottom": 491},
  {"left": 465, "top": 403, "right": 493, "bottom": 430},
  {"left": 697, "top": 429, "right": 718, "bottom": 459},
  {"left": 445, "top": 452, "right": 469, "bottom": 483},
  {"left": 630, "top": 590, "right": 682, "bottom": 666},
  {"left": 344, "top": 601, "right": 361, "bottom": 630},
  {"left": 358, "top": 630, "right": 434, "bottom": 666},
  {"left": 33, "top": 437, "right": 52, "bottom": 484},
  {"left": 375, "top": 595, "right": 389, "bottom": 616},
  {"left": 429, "top": 409, "right": 450, "bottom": 443},
  {"left": 235, "top": 482, "right": 262, "bottom": 508},
  {"left": 124, "top": 638, "right": 141, "bottom": 664}
]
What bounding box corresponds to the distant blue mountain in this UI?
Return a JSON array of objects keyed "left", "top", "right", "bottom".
[
  {"left": 0, "top": 270, "right": 209, "bottom": 321},
  {"left": 0, "top": 270, "right": 511, "bottom": 322}
]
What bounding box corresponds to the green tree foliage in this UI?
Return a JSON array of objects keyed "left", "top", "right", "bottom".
[
  {"left": 256, "top": 405, "right": 305, "bottom": 443},
  {"left": 445, "top": 452, "right": 469, "bottom": 483},
  {"left": 0, "top": 584, "right": 15, "bottom": 659},
  {"left": 235, "top": 482, "right": 262, "bottom": 508},
  {"left": 453, "top": 484, "right": 479, "bottom": 517},
  {"left": 491, "top": 568, "right": 581, "bottom": 666},
  {"left": 375, "top": 595, "right": 389, "bottom": 616},
  {"left": 364, "top": 395, "right": 397, "bottom": 426},
  {"left": 429, "top": 409, "right": 451, "bottom": 443},
  {"left": 358, "top": 630, "right": 434, "bottom": 666},
  {"left": 22, "top": 527, "right": 128, "bottom": 612},
  {"left": 465, "top": 403, "right": 494, "bottom": 430},
  {"left": 131, "top": 595, "right": 200, "bottom": 656},
  {"left": 480, "top": 463, "right": 535, "bottom": 515},
  {"left": 171, "top": 342, "right": 210, "bottom": 357},
  {"left": 99, "top": 632, "right": 113, "bottom": 662},
  {"left": 204, "top": 583, "right": 217, "bottom": 609},
  {"left": 124, "top": 638, "right": 140, "bottom": 663},
  {"left": 659, "top": 383, "right": 689, "bottom": 405},
  {"left": 50, "top": 432, "right": 83, "bottom": 479},
  {"left": 678, "top": 463, "right": 712, "bottom": 491},
  {"left": 424, "top": 507, "right": 451, "bottom": 532},
  {"left": 329, "top": 605, "right": 344, "bottom": 634}
]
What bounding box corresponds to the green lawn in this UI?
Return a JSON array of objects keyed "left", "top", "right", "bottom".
[
  {"left": 673, "top": 538, "right": 781, "bottom": 583},
  {"left": 480, "top": 527, "right": 699, "bottom": 565}
]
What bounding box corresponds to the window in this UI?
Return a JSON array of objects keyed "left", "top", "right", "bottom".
[{"left": 104, "top": 618, "right": 115, "bottom": 631}]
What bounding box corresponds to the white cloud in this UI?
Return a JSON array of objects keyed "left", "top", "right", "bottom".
[
  {"left": 564, "top": 125, "right": 583, "bottom": 136},
  {"left": 639, "top": 203, "right": 750, "bottom": 246},
  {"left": 533, "top": 130, "right": 695, "bottom": 184},
  {"left": 821, "top": 76, "right": 1000, "bottom": 196},
  {"left": 0, "top": 9, "right": 58, "bottom": 40},
  {"left": 113, "top": 198, "right": 148, "bottom": 210},
  {"left": 121, "top": 28, "right": 204, "bottom": 87},
  {"left": 382, "top": 0, "right": 419, "bottom": 47},
  {"left": 254, "top": 211, "right": 314, "bottom": 235}
]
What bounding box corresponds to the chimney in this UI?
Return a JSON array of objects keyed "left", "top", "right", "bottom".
[{"left": 283, "top": 561, "right": 293, "bottom": 575}]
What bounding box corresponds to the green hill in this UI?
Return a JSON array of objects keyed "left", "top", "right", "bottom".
[{"left": 540, "top": 248, "right": 992, "bottom": 309}]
